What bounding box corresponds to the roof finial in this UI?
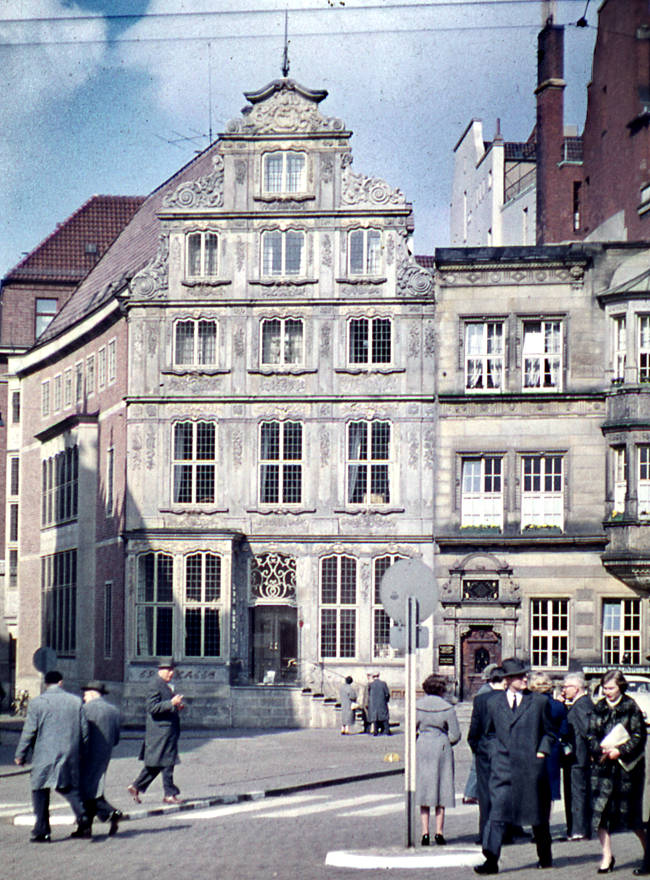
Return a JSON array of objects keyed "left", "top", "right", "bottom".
[{"left": 282, "top": 9, "right": 290, "bottom": 78}]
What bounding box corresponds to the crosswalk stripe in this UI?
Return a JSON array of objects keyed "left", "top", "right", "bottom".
[
  {"left": 178, "top": 793, "right": 325, "bottom": 820},
  {"left": 253, "top": 792, "right": 396, "bottom": 819},
  {"left": 340, "top": 802, "right": 403, "bottom": 817}
]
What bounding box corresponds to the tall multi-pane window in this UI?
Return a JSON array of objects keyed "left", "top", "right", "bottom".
[
  {"left": 261, "top": 318, "right": 303, "bottom": 365},
  {"left": 348, "top": 317, "right": 391, "bottom": 365},
  {"left": 640, "top": 316, "right": 650, "bottom": 383},
  {"left": 9, "top": 504, "right": 18, "bottom": 543},
  {"left": 614, "top": 447, "right": 627, "bottom": 513},
  {"left": 86, "top": 354, "right": 95, "bottom": 396},
  {"left": 262, "top": 230, "right": 304, "bottom": 276},
  {"left": 41, "top": 381, "right": 50, "bottom": 417},
  {"left": 531, "top": 598, "right": 569, "bottom": 668},
  {"left": 174, "top": 319, "right": 217, "bottom": 366},
  {"left": 521, "top": 455, "right": 563, "bottom": 529},
  {"left": 320, "top": 555, "right": 357, "bottom": 659},
  {"left": 187, "top": 231, "right": 219, "bottom": 278},
  {"left": 104, "top": 582, "right": 113, "bottom": 659},
  {"left": 172, "top": 421, "right": 216, "bottom": 505},
  {"left": 10, "top": 457, "right": 19, "bottom": 497},
  {"left": 349, "top": 229, "right": 382, "bottom": 275},
  {"left": 43, "top": 549, "right": 77, "bottom": 656},
  {"left": 184, "top": 552, "right": 221, "bottom": 657},
  {"left": 522, "top": 320, "right": 562, "bottom": 390},
  {"left": 347, "top": 420, "right": 390, "bottom": 505},
  {"left": 603, "top": 599, "right": 641, "bottom": 664},
  {"left": 108, "top": 339, "right": 116, "bottom": 383},
  {"left": 97, "top": 346, "right": 107, "bottom": 389},
  {"left": 373, "top": 555, "right": 404, "bottom": 659},
  {"left": 461, "top": 457, "right": 503, "bottom": 527},
  {"left": 263, "top": 151, "right": 306, "bottom": 193},
  {"left": 136, "top": 552, "right": 173, "bottom": 657},
  {"left": 638, "top": 446, "right": 650, "bottom": 518},
  {"left": 63, "top": 369, "right": 72, "bottom": 408},
  {"left": 612, "top": 315, "right": 626, "bottom": 381},
  {"left": 42, "top": 446, "right": 79, "bottom": 527},
  {"left": 106, "top": 447, "right": 114, "bottom": 514},
  {"left": 259, "top": 421, "right": 302, "bottom": 505},
  {"left": 11, "top": 390, "right": 20, "bottom": 423},
  {"left": 53, "top": 374, "right": 62, "bottom": 412},
  {"left": 75, "top": 362, "right": 84, "bottom": 402},
  {"left": 9, "top": 549, "right": 18, "bottom": 589},
  {"left": 465, "top": 321, "right": 504, "bottom": 390},
  {"left": 35, "top": 298, "right": 57, "bottom": 338}
]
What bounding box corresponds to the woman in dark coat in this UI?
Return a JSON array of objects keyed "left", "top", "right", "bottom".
[
  {"left": 416, "top": 674, "right": 461, "bottom": 846},
  {"left": 588, "top": 670, "right": 647, "bottom": 872},
  {"left": 528, "top": 671, "right": 568, "bottom": 802},
  {"left": 339, "top": 676, "right": 356, "bottom": 735}
]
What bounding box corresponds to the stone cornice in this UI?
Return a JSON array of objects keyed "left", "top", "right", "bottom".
[{"left": 436, "top": 534, "right": 609, "bottom": 551}]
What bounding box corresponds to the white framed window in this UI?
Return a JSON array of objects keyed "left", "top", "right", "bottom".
[
  {"left": 348, "top": 229, "right": 382, "bottom": 275},
  {"left": 638, "top": 446, "right": 650, "bottom": 518},
  {"left": 612, "top": 315, "right": 626, "bottom": 381},
  {"left": 263, "top": 151, "right": 306, "bottom": 194},
  {"left": 602, "top": 598, "right": 641, "bottom": 665},
  {"left": 183, "top": 552, "right": 222, "bottom": 658},
  {"left": 86, "top": 354, "right": 95, "bottom": 396},
  {"left": 10, "top": 456, "right": 19, "bottom": 497},
  {"left": 186, "top": 231, "right": 219, "bottom": 278},
  {"left": 43, "top": 549, "right": 77, "bottom": 656},
  {"left": 11, "top": 390, "right": 20, "bottom": 424},
  {"left": 41, "top": 380, "right": 50, "bottom": 417},
  {"left": 639, "top": 316, "right": 650, "bottom": 383},
  {"left": 53, "top": 374, "right": 62, "bottom": 412},
  {"left": 106, "top": 447, "right": 114, "bottom": 514},
  {"left": 347, "top": 420, "right": 391, "bottom": 505},
  {"left": 262, "top": 230, "right": 304, "bottom": 276},
  {"left": 9, "top": 503, "right": 18, "bottom": 543},
  {"left": 41, "top": 447, "right": 79, "bottom": 527},
  {"left": 614, "top": 446, "right": 627, "bottom": 513},
  {"left": 97, "top": 346, "right": 106, "bottom": 389},
  {"left": 259, "top": 421, "right": 302, "bottom": 505},
  {"left": 135, "top": 551, "right": 173, "bottom": 657},
  {"left": 373, "top": 555, "right": 405, "bottom": 659},
  {"left": 320, "top": 555, "right": 357, "bottom": 659},
  {"left": 172, "top": 421, "right": 216, "bottom": 505},
  {"left": 104, "top": 581, "right": 113, "bottom": 659},
  {"left": 348, "top": 317, "right": 391, "bottom": 365},
  {"left": 465, "top": 321, "right": 504, "bottom": 391},
  {"left": 63, "top": 368, "right": 72, "bottom": 408},
  {"left": 75, "top": 362, "right": 84, "bottom": 402},
  {"left": 531, "top": 598, "right": 569, "bottom": 668},
  {"left": 108, "top": 339, "right": 116, "bottom": 383},
  {"left": 36, "top": 298, "right": 57, "bottom": 338},
  {"left": 522, "top": 320, "right": 562, "bottom": 390},
  {"left": 174, "top": 319, "right": 217, "bottom": 366},
  {"left": 261, "top": 318, "right": 303, "bottom": 366},
  {"left": 521, "top": 454, "right": 563, "bottom": 529},
  {"left": 461, "top": 456, "right": 503, "bottom": 528}
]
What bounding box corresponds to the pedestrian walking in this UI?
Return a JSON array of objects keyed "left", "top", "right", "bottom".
[
  {"left": 358, "top": 672, "right": 372, "bottom": 733},
  {"left": 416, "top": 674, "right": 460, "bottom": 846},
  {"left": 587, "top": 669, "right": 646, "bottom": 874},
  {"left": 80, "top": 680, "right": 122, "bottom": 836},
  {"left": 339, "top": 676, "right": 357, "bottom": 735},
  {"left": 528, "top": 671, "right": 568, "bottom": 802},
  {"left": 127, "top": 660, "right": 185, "bottom": 805},
  {"left": 467, "top": 665, "right": 505, "bottom": 842},
  {"left": 368, "top": 672, "right": 391, "bottom": 735},
  {"left": 474, "top": 657, "right": 554, "bottom": 875},
  {"left": 561, "top": 671, "right": 593, "bottom": 841},
  {"left": 14, "top": 669, "right": 90, "bottom": 842}
]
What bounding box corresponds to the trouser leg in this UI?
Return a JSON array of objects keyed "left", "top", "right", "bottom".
[
  {"left": 133, "top": 765, "right": 161, "bottom": 793},
  {"left": 571, "top": 765, "right": 592, "bottom": 839},
  {"left": 31, "top": 789, "right": 51, "bottom": 837},
  {"left": 482, "top": 817, "right": 506, "bottom": 863},
  {"left": 476, "top": 759, "right": 491, "bottom": 841},
  {"left": 94, "top": 795, "right": 117, "bottom": 822},
  {"left": 57, "top": 786, "right": 88, "bottom": 825},
  {"left": 161, "top": 765, "right": 179, "bottom": 797},
  {"left": 562, "top": 760, "right": 573, "bottom": 837},
  {"left": 533, "top": 821, "right": 553, "bottom": 865}
]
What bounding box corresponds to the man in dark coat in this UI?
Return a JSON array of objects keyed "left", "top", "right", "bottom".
[
  {"left": 475, "top": 657, "right": 555, "bottom": 875},
  {"left": 368, "top": 672, "right": 391, "bottom": 735},
  {"left": 127, "top": 660, "right": 185, "bottom": 804},
  {"left": 81, "top": 681, "right": 122, "bottom": 836},
  {"left": 468, "top": 665, "right": 505, "bottom": 842},
  {"left": 561, "top": 672, "right": 593, "bottom": 841},
  {"left": 14, "top": 670, "right": 90, "bottom": 842}
]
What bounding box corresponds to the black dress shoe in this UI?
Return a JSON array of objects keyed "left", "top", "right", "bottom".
[
  {"left": 537, "top": 862, "right": 553, "bottom": 869},
  {"left": 70, "top": 824, "right": 92, "bottom": 839},
  {"left": 421, "top": 834, "right": 430, "bottom": 846},
  {"left": 474, "top": 861, "right": 499, "bottom": 875},
  {"left": 633, "top": 869, "right": 650, "bottom": 876},
  {"left": 30, "top": 833, "right": 51, "bottom": 843},
  {"left": 435, "top": 834, "right": 446, "bottom": 845},
  {"left": 108, "top": 810, "right": 123, "bottom": 837}
]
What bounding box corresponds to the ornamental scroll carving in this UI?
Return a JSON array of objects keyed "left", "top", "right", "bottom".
[
  {"left": 250, "top": 552, "right": 297, "bottom": 603},
  {"left": 226, "top": 86, "right": 345, "bottom": 135},
  {"left": 130, "top": 234, "right": 169, "bottom": 300},
  {"left": 341, "top": 166, "right": 406, "bottom": 207},
  {"left": 162, "top": 155, "right": 225, "bottom": 209},
  {"left": 396, "top": 260, "right": 435, "bottom": 297}
]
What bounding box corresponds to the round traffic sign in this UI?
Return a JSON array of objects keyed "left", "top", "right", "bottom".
[{"left": 379, "top": 559, "right": 437, "bottom": 624}]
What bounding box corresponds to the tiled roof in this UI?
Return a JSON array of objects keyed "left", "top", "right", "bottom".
[
  {"left": 5, "top": 196, "right": 145, "bottom": 284},
  {"left": 415, "top": 255, "right": 435, "bottom": 268},
  {"left": 504, "top": 141, "right": 536, "bottom": 161}
]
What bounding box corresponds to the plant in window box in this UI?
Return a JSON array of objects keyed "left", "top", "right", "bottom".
[
  {"left": 608, "top": 511, "right": 624, "bottom": 522},
  {"left": 460, "top": 525, "right": 501, "bottom": 533},
  {"left": 522, "top": 523, "right": 562, "bottom": 533}
]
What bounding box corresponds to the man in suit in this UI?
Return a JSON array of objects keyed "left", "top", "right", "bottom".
[
  {"left": 80, "top": 680, "right": 122, "bottom": 836},
  {"left": 14, "top": 669, "right": 90, "bottom": 842},
  {"left": 127, "top": 659, "right": 185, "bottom": 804},
  {"left": 368, "top": 672, "right": 391, "bottom": 735},
  {"left": 468, "top": 665, "right": 505, "bottom": 842},
  {"left": 561, "top": 671, "right": 593, "bottom": 841},
  {"left": 475, "top": 657, "right": 555, "bottom": 875}
]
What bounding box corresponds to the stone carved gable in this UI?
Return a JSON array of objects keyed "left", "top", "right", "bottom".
[
  {"left": 226, "top": 79, "right": 345, "bottom": 135},
  {"left": 130, "top": 233, "right": 169, "bottom": 300},
  {"left": 341, "top": 161, "right": 406, "bottom": 208},
  {"left": 162, "top": 154, "right": 225, "bottom": 209}
]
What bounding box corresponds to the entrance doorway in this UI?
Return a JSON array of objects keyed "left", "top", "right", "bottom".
[
  {"left": 250, "top": 605, "right": 298, "bottom": 684},
  {"left": 461, "top": 628, "right": 501, "bottom": 700}
]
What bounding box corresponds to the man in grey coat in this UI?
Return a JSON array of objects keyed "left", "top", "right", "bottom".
[
  {"left": 14, "top": 669, "right": 90, "bottom": 842},
  {"left": 127, "top": 659, "right": 185, "bottom": 804},
  {"left": 81, "top": 681, "right": 122, "bottom": 836},
  {"left": 369, "top": 672, "right": 391, "bottom": 735}
]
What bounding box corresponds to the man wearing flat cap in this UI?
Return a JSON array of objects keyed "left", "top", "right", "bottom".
[
  {"left": 128, "top": 660, "right": 185, "bottom": 805},
  {"left": 475, "top": 657, "right": 555, "bottom": 875},
  {"left": 80, "top": 681, "right": 122, "bottom": 837}
]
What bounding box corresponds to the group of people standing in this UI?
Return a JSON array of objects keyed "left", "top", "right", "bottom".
[{"left": 339, "top": 671, "right": 391, "bottom": 736}]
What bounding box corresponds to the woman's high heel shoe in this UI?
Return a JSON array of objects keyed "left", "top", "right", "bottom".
[
  {"left": 421, "top": 834, "right": 430, "bottom": 846},
  {"left": 598, "top": 857, "right": 615, "bottom": 874}
]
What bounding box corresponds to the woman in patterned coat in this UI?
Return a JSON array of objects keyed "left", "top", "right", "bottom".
[{"left": 588, "top": 670, "right": 647, "bottom": 872}]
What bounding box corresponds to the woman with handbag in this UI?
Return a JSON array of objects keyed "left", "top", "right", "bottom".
[{"left": 588, "top": 670, "right": 647, "bottom": 873}]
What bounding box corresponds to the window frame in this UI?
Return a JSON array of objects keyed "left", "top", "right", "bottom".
[
  {"left": 602, "top": 598, "right": 641, "bottom": 665},
  {"left": 172, "top": 420, "right": 217, "bottom": 506},
  {"left": 41, "top": 380, "right": 50, "bottom": 417},
  {"left": 135, "top": 551, "right": 174, "bottom": 658},
  {"left": 319, "top": 554, "right": 357, "bottom": 660},
  {"left": 182, "top": 551, "right": 222, "bottom": 659},
  {"left": 348, "top": 228, "right": 382, "bottom": 277},
  {"left": 261, "top": 229, "right": 305, "bottom": 277},
  {"left": 372, "top": 555, "right": 405, "bottom": 660},
  {"left": 262, "top": 150, "right": 307, "bottom": 195},
  {"left": 86, "top": 354, "right": 95, "bottom": 397},
  {"left": 347, "top": 316, "right": 392, "bottom": 367},
  {"left": 260, "top": 317, "right": 304, "bottom": 367},
  {"left": 104, "top": 581, "right": 113, "bottom": 660},
  {"left": 43, "top": 549, "right": 77, "bottom": 657},
  {"left": 530, "top": 597, "right": 569, "bottom": 669},
  {"left": 186, "top": 230, "right": 219, "bottom": 279},
  {"left": 173, "top": 318, "right": 218, "bottom": 367},
  {"left": 465, "top": 320, "right": 504, "bottom": 392},
  {"left": 35, "top": 298, "right": 58, "bottom": 339},
  {"left": 521, "top": 319, "right": 563, "bottom": 392},
  {"left": 461, "top": 455, "right": 503, "bottom": 528},
  {"left": 521, "top": 454, "right": 564, "bottom": 530},
  {"left": 612, "top": 314, "right": 626, "bottom": 382},
  {"left": 258, "top": 420, "right": 303, "bottom": 506},
  {"left": 346, "top": 420, "right": 391, "bottom": 506}
]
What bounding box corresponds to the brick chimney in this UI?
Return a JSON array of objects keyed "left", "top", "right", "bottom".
[{"left": 535, "top": 21, "right": 566, "bottom": 243}]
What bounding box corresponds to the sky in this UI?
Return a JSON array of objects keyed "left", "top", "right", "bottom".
[{"left": 0, "top": 0, "right": 599, "bottom": 277}]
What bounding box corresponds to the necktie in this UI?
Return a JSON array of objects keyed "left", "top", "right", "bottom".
[{"left": 511, "top": 695, "right": 517, "bottom": 712}]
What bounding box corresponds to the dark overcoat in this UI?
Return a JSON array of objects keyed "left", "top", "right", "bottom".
[
  {"left": 565, "top": 693, "right": 593, "bottom": 837},
  {"left": 368, "top": 678, "right": 390, "bottom": 723},
  {"left": 544, "top": 695, "right": 569, "bottom": 800},
  {"left": 339, "top": 683, "right": 357, "bottom": 727},
  {"left": 485, "top": 690, "right": 555, "bottom": 826},
  {"left": 14, "top": 684, "right": 88, "bottom": 792},
  {"left": 587, "top": 694, "right": 646, "bottom": 833},
  {"left": 142, "top": 675, "right": 181, "bottom": 767},
  {"left": 81, "top": 696, "right": 121, "bottom": 798}
]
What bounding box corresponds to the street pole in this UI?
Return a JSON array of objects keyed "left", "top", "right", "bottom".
[{"left": 404, "top": 594, "right": 418, "bottom": 848}]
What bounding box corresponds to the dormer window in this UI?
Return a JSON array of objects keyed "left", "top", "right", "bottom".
[
  {"left": 262, "top": 230, "right": 304, "bottom": 276},
  {"left": 187, "top": 232, "right": 218, "bottom": 278},
  {"left": 349, "top": 229, "right": 381, "bottom": 276},
  {"left": 263, "top": 151, "right": 306, "bottom": 194}
]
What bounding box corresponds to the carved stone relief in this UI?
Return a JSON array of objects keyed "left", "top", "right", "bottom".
[
  {"left": 319, "top": 427, "right": 330, "bottom": 465},
  {"left": 162, "top": 154, "right": 225, "bottom": 209},
  {"left": 236, "top": 239, "right": 246, "bottom": 272},
  {"left": 321, "top": 234, "right": 332, "bottom": 268},
  {"left": 396, "top": 260, "right": 435, "bottom": 297},
  {"left": 408, "top": 326, "right": 420, "bottom": 358},
  {"left": 235, "top": 160, "right": 247, "bottom": 185},
  {"left": 423, "top": 430, "right": 435, "bottom": 469},
  {"left": 147, "top": 327, "right": 158, "bottom": 356},
  {"left": 409, "top": 433, "right": 419, "bottom": 469},
  {"left": 130, "top": 234, "right": 169, "bottom": 300},
  {"left": 233, "top": 327, "right": 245, "bottom": 358},
  {"left": 321, "top": 155, "right": 334, "bottom": 183},
  {"left": 171, "top": 237, "right": 181, "bottom": 271},
  {"left": 145, "top": 427, "right": 156, "bottom": 470},
  {"left": 226, "top": 83, "right": 345, "bottom": 135},
  {"left": 424, "top": 325, "right": 435, "bottom": 357},
  {"left": 341, "top": 166, "right": 406, "bottom": 207},
  {"left": 130, "top": 428, "right": 142, "bottom": 469},
  {"left": 320, "top": 325, "right": 331, "bottom": 357},
  {"left": 386, "top": 234, "right": 395, "bottom": 267},
  {"left": 232, "top": 430, "right": 243, "bottom": 467}
]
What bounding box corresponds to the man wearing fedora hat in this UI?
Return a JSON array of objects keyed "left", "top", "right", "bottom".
[
  {"left": 475, "top": 657, "right": 555, "bottom": 875},
  {"left": 79, "top": 681, "right": 122, "bottom": 837},
  {"left": 128, "top": 660, "right": 185, "bottom": 805}
]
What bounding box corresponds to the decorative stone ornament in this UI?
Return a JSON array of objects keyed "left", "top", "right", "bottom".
[
  {"left": 341, "top": 166, "right": 406, "bottom": 207},
  {"left": 226, "top": 79, "right": 345, "bottom": 135},
  {"left": 162, "top": 155, "right": 225, "bottom": 209},
  {"left": 130, "top": 234, "right": 169, "bottom": 299}
]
